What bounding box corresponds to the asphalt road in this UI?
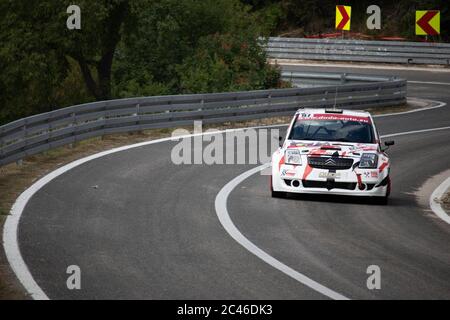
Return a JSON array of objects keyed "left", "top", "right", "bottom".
[{"left": 15, "top": 65, "right": 450, "bottom": 299}]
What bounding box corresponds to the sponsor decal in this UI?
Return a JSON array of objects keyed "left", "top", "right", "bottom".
[
  {"left": 297, "top": 114, "right": 371, "bottom": 123},
  {"left": 363, "top": 171, "right": 378, "bottom": 178},
  {"left": 281, "top": 169, "right": 296, "bottom": 177}
]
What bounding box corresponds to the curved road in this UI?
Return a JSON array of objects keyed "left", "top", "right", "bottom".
[{"left": 12, "top": 65, "right": 450, "bottom": 299}]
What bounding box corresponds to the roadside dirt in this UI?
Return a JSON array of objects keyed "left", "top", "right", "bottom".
[{"left": 440, "top": 190, "right": 450, "bottom": 213}]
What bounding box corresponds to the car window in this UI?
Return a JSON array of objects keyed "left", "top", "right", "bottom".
[{"left": 288, "top": 118, "right": 375, "bottom": 143}]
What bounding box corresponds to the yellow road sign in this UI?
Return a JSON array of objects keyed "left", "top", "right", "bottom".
[
  {"left": 336, "top": 5, "right": 351, "bottom": 31},
  {"left": 416, "top": 10, "right": 440, "bottom": 35}
]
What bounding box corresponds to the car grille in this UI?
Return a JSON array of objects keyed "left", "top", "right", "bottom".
[
  {"left": 308, "top": 156, "right": 354, "bottom": 170},
  {"left": 302, "top": 180, "right": 357, "bottom": 190}
]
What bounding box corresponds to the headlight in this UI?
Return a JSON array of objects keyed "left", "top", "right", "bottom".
[
  {"left": 359, "top": 153, "right": 378, "bottom": 168},
  {"left": 285, "top": 149, "right": 302, "bottom": 165}
]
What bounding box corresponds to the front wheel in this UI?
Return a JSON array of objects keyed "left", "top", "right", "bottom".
[
  {"left": 372, "top": 196, "right": 388, "bottom": 205},
  {"left": 373, "top": 176, "right": 391, "bottom": 205},
  {"left": 270, "top": 175, "right": 287, "bottom": 198},
  {"left": 271, "top": 190, "right": 287, "bottom": 198}
]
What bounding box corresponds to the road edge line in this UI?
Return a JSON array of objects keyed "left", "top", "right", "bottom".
[
  {"left": 214, "top": 164, "right": 350, "bottom": 300},
  {"left": 429, "top": 177, "right": 450, "bottom": 225}
]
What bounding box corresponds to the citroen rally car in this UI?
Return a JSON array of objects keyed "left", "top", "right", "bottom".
[{"left": 271, "top": 108, "right": 394, "bottom": 204}]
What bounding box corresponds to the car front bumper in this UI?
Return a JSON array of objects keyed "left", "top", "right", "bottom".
[{"left": 272, "top": 164, "right": 389, "bottom": 197}]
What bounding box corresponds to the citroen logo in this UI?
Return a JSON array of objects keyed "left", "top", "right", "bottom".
[{"left": 325, "top": 158, "right": 336, "bottom": 165}]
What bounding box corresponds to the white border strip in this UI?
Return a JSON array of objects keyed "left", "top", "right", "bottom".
[
  {"left": 382, "top": 126, "right": 450, "bottom": 138},
  {"left": 374, "top": 99, "right": 446, "bottom": 118},
  {"left": 3, "top": 102, "right": 450, "bottom": 300},
  {"left": 430, "top": 177, "right": 450, "bottom": 225}
]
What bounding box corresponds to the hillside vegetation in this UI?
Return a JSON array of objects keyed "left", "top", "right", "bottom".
[
  {"left": 246, "top": 0, "right": 448, "bottom": 40},
  {"left": 0, "top": 0, "right": 447, "bottom": 125},
  {"left": 0, "top": 0, "right": 281, "bottom": 125}
]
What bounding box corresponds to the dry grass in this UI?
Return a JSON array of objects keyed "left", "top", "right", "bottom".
[
  {"left": 0, "top": 102, "right": 417, "bottom": 299},
  {"left": 440, "top": 190, "right": 450, "bottom": 212}
]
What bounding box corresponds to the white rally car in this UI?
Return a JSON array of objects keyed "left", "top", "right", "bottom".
[{"left": 271, "top": 108, "right": 394, "bottom": 204}]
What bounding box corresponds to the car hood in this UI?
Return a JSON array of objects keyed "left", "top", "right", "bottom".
[{"left": 285, "top": 140, "right": 379, "bottom": 158}]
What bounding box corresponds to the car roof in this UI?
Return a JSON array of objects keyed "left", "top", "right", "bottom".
[{"left": 295, "top": 108, "right": 372, "bottom": 117}]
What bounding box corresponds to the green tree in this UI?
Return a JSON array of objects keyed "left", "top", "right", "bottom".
[
  {"left": 0, "top": 0, "right": 282, "bottom": 125},
  {"left": 113, "top": 0, "right": 280, "bottom": 96},
  {"left": 0, "top": 0, "right": 130, "bottom": 104}
]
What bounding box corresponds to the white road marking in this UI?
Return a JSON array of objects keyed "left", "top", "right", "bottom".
[
  {"left": 214, "top": 126, "right": 450, "bottom": 300},
  {"left": 3, "top": 104, "right": 450, "bottom": 300},
  {"left": 381, "top": 126, "right": 450, "bottom": 138},
  {"left": 429, "top": 177, "right": 450, "bottom": 225},
  {"left": 215, "top": 163, "right": 350, "bottom": 300},
  {"left": 249, "top": 99, "right": 447, "bottom": 127},
  {"left": 374, "top": 99, "right": 446, "bottom": 118}
]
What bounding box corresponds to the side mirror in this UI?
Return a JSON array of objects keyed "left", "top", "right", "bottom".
[
  {"left": 278, "top": 136, "right": 284, "bottom": 147},
  {"left": 382, "top": 140, "right": 395, "bottom": 152}
]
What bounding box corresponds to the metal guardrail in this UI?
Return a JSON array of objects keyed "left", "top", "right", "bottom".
[
  {"left": 266, "top": 37, "right": 450, "bottom": 65},
  {"left": 0, "top": 73, "right": 406, "bottom": 167},
  {"left": 280, "top": 71, "right": 398, "bottom": 88}
]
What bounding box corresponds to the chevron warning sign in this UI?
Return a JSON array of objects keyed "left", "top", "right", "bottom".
[
  {"left": 336, "top": 5, "right": 351, "bottom": 31},
  {"left": 416, "top": 10, "right": 440, "bottom": 35}
]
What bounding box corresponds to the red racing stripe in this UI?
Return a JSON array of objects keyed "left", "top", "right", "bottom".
[
  {"left": 278, "top": 155, "right": 285, "bottom": 170},
  {"left": 303, "top": 164, "right": 313, "bottom": 180},
  {"left": 356, "top": 173, "right": 363, "bottom": 189},
  {"left": 378, "top": 162, "right": 388, "bottom": 173}
]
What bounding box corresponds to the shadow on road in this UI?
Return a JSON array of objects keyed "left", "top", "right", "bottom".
[{"left": 280, "top": 192, "right": 404, "bottom": 207}]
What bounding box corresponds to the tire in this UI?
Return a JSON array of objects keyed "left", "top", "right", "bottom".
[
  {"left": 373, "top": 195, "right": 388, "bottom": 205},
  {"left": 386, "top": 176, "right": 391, "bottom": 197},
  {"left": 271, "top": 190, "right": 287, "bottom": 198},
  {"left": 270, "top": 175, "right": 286, "bottom": 198},
  {"left": 372, "top": 176, "right": 390, "bottom": 205}
]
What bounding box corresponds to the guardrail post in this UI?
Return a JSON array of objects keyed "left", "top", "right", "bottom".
[
  {"left": 136, "top": 103, "right": 143, "bottom": 134},
  {"left": 197, "top": 99, "right": 204, "bottom": 112},
  {"left": 69, "top": 112, "right": 77, "bottom": 148},
  {"left": 101, "top": 104, "right": 106, "bottom": 140},
  {"left": 43, "top": 113, "right": 51, "bottom": 156},
  {"left": 16, "top": 120, "right": 26, "bottom": 166},
  {"left": 0, "top": 126, "right": 4, "bottom": 163}
]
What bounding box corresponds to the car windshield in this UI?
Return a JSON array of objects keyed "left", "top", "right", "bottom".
[{"left": 288, "top": 115, "right": 375, "bottom": 144}]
